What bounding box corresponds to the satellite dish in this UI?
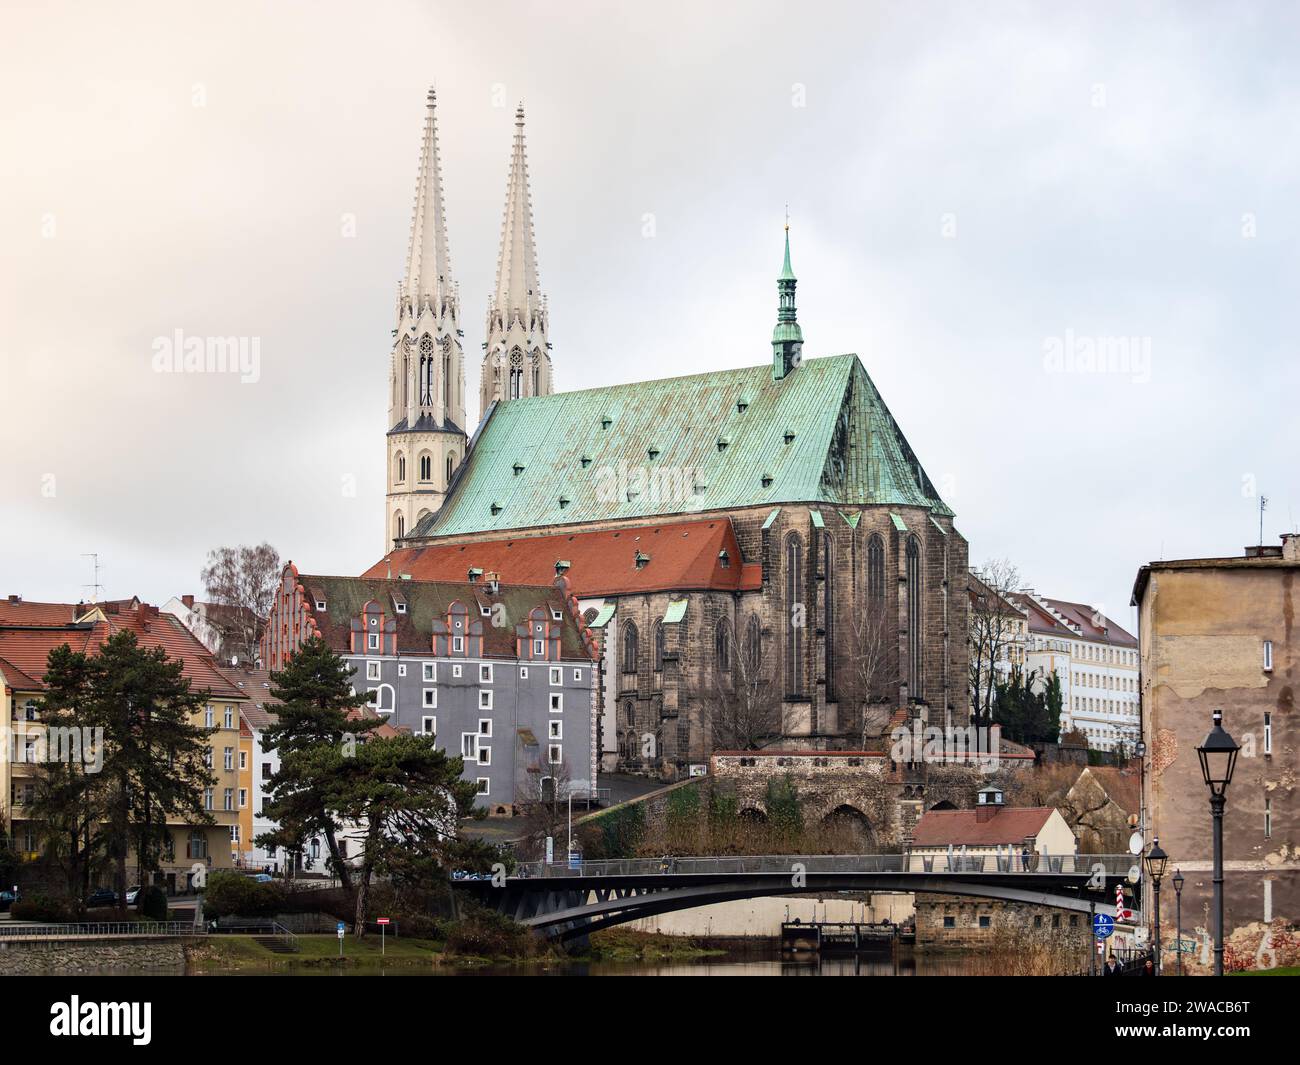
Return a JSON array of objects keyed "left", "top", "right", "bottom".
[{"left": 1129, "top": 831, "right": 1145, "bottom": 855}]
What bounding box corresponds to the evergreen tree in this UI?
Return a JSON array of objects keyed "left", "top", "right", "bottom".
[
  {"left": 325, "top": 733, "right": 480, "bottom": 935},
  {"left": 39, "top": 632, "right": 214, "bottom": 911},
  {"left": 257, "top": 637, "right": 375, "bottom": 890}
]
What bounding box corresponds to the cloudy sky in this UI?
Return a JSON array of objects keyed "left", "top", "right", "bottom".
[{"left": 2, "top": 0, "right": 1297, "bottom": 629}]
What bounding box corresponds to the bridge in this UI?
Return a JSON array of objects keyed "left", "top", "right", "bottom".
[{"left": 454, "top": 853, "right": 1140, "bottom": 942}]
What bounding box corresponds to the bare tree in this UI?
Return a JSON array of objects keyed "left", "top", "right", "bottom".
[
  {"left": 968, "top": 559, "right": 1023, "bottom": 731},
  {"left": 689, "top": 626, "right": 783, "bottom": 753},
  {"left": 200, "top": 542, "right": 280, "bottom": 664},
  {"left": 842, "top": 598, "right": 894, "bottom": 747},
  {"left": 513, "top": 735, "right": 577, "bottom": 862}
]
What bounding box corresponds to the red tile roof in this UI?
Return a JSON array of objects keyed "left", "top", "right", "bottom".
[
  {"left": 0, "top": 598, "right": 84, "bottom": 626},
  {"left": 1040, "top": 597, "right": 1136, "bottom": 647},
  {"left": 0, "top": 600, "right": 245, "bottom": 699},
  {"left": 911, "top": 806, "right": 1056, "bottom": 847},
  {"left": 364, "top": 518, "right": 761, "bottom": 597}
]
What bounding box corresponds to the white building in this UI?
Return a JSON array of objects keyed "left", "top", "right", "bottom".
[{"left": 1012, "top": 592, "right": 1140, "bottom": 753}]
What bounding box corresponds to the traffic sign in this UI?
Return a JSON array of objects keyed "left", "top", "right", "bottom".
[
  {"left": 1093, "top": 913, "right": 1115, "bottom": 940},
  {"left": 377, "top": 918, "right": 390, "bottom": 925},
  {"left": 337, "top": 921, "right": 346, "bottom": 939}
]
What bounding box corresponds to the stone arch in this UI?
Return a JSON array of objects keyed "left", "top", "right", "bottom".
[
  {"left": 821, "top": 803, "right": 876, "bottom": 851},
  {"left": 738, "top": 806, "right": 768, "bottom": 824}
]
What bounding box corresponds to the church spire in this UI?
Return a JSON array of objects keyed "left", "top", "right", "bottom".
[
  {"left": 772, "top": 218, "right": 803, "bottom": 380},
  {"left": 385, "top": 87, "right": 467, "bottom": 553},
  {"left": 403, "top": 87, "right": 454, "bottom": 309},
  {"left": 481, "top": 104, "right": 552, "bottom": 416}
]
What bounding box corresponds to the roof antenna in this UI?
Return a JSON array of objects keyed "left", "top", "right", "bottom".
[
  {"left": 1258, "top": 494, "right": 1268, "bottom": 547},
  {"left": 81, "top": 552, "right": 104, "bottom": 603}
]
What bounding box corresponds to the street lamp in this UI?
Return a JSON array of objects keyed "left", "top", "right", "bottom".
[
  {"left": 1197, "top": 710, "right": 1240, "bottom": 976},
  {"left": 1172, "top": 868, "right": 1185, "bottom": 976},
  {"left": 1144, "top": 837, "right": 1168, "bottom": 974}
]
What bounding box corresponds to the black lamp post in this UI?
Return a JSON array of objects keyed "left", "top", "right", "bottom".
[
  {"left": 1197, "top": 710, "right": 1240, "bottom": 976},
  {"left": 1144, "top": 837, "right": 1168, "bottom": 974},
  {"left": 1172, "top": 868, "right": 1185, "bottom": 976}
]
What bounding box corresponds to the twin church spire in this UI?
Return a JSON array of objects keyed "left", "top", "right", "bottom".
[{"left": 386, "top": 89, "right": 552, "bottom": 550}]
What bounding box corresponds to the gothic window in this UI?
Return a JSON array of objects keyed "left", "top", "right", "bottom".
[
  {"left": 785, "top": 533, "right": 804, "bottom": 697},
  {"left": 509, "top": 349, "right": 524, "bottom": 399},
  {"left": 653, "top": 621, "right": 665, "bottom": 673},
  {"left": 745, "top": 614, "right": 762, "bottom": 674},
  {"left": 446, "top": 453, "right": 455, "bottom": 485},
  {"left": 716, "top": 620, "right": 731, "bottom": 674},
  {"left": 822, "top": 533, "right": 835, "bottom": 701},
  {"left": 906, "top": 535, "right": 922, "bottom": 698},
  {"left": 419, "top": 452, "right": 432, "bottom": 482},
  {"left": 419, "top": 336, "right": 434, "bottom": 405},
  {"left": 867, "top": 534, "right": 885, "bottom": 600},
  {"left": 395, "top": 452, "right": 406, "bottom": 484},
  {"left": 532, "top": 360, "right": 539, "bottom": 395},
  {"left": 442, "top": 340, "right": 451, "bottom": 410},
  {"left": 621, "top": 621, "right": 638, "bottom": 675},
  {"left": 395, "top": 513, "right": 405, "bottom": 540},
  {"left": 402, "top": 344, "right": 410, "bottom": 409}
]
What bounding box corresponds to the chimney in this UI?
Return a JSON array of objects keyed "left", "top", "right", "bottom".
[
  {"left": 181, "top": 594, "right": 195, "bottom": 609},
  {"left": 1283, "top": 533, "right": 1300, "bottom": 562},
  {"left": 485, "top": 571, "right": 500, "bottom": 595},
  {"left": 7, "top": 594, "right": 20, "bottom": 604}
]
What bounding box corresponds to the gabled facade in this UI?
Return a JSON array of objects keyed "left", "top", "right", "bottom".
[{"left": 263, "top": 564, "right": 599, "bottom": 813}]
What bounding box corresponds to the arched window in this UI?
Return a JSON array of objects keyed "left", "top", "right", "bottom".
[
  {"left": 745, "top": 614, "right": 762, "bottom": 674},
  {"left": 621, "top": 621, "right": 638, "bottom": 675},
  {"left": 509, "top": 350, "right": 523, "bottom": 399},
  {"left": 419, "top": 452, "right": 432, "bottom": 482},
  {"left": 446, "top": 453, "right": 455, "bottom": 485},
  {"left": 906, "top": 535, "right": 922, "bottom": 698},
  {"left": 867, "top": 534, "right": 885, "bottom": 600},
  {"left": 822, "top": 533, "right": 835, "bottom": 701},
  {"left": 785, "top": 533, "right": 804, "bottom": 696},
  {"left": 716, "top": 620, "right": 731, "bottom": 673},
  {"left": 532, "top": 360, "right": 539, "bottom": 395},
  {"left": 402, "top": 344, "right": 410, "bottom": 409},
  {"left": 419, "top": 335, "right": 434, "bottom": 405},
  {"left": 442, "top": 343, "right": 451, "bottom": 409},
  {"left": 395, "top": 513, "right": 405, "bottom": 540},
  {"left": 395, "top": 452, "right": 406, "bottom": 484},
  {"left": 653, "top": 621, "right": 665, "bottom": 672}
]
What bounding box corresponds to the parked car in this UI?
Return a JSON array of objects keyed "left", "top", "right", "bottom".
[
  {"left": 247, "top": 873, "right": 273, "bottom": 883},
  {"left": 0, "top": 889, "right": 18, "bottom": 912},
  {"left": 85, "top": 888, "right": 118, "bottom": 907},
  {"left": 124, "top": 885, "right": 141, "bottom": 904}
]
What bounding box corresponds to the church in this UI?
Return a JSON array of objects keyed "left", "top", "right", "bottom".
[{"left": 374, "top": 89, "right": 970, "bottom": 775}]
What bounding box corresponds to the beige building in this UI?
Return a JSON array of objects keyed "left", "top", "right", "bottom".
[
  {"left": 0, "top": 597, "right": 243, "bottom": 893},
  {"left": 1132, "top": 535, "right": 1298, "bottom": 959}
]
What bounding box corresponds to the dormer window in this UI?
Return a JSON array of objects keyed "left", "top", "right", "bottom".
[
  {"left": 395, "top": 601, "right": 407, "bottom": 614},
  {"left": 647, "top": 446, "right": 660, "bottom": 461},
  {"left": 315, "top": 600, "right": 326, "bottom": 611},
  {"left": 513, "top": 462, "right": 525, "bottom": 476},
  {"left": 580, "top": 455, "right": 592, "bottom": 469},
  {"left": 718, "top": 549, "right": 730, "bottom": 569},
  {"left": 490, "top": 502, "right": 503, "bottom": 516},
  {"left": 737, "top": 399, "right": 749, "bottom": 413},
  {"left": 600, "top": 416, "right": 612, "bottom": 430},
  {"left": 784, "top": 429, "right": 796, "bottom": 444},
  {"left": 558, "top": 496, "right": 570, "bottom": 509},
  {"left": 761, "top": 474, "right": 773, "bottom": 489},
  {"left": 634, "top": 551, "right": 650, "bottom": 570},
  {"left": 716, "top": 436, "right": 729, "bottom": 453}
]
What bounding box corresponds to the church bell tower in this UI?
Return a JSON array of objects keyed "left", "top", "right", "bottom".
[{"left": 386, "top": 88, "right": 468, "bottom": 550}]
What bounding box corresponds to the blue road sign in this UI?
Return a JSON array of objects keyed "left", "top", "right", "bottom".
[{"left": 1093, "top": 913, "right": 1115, "bottom": 939}]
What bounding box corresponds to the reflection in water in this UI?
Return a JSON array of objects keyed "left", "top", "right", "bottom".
[{"left": 185, "top": 950, "right": 991, "bottom": 977}]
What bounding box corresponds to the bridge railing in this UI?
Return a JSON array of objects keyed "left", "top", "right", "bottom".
[
  {"left": 508, "top": 853, "right": 1134, "bottom": 880},
  {"left": 0, "top": 920, "right": 203, "bottom": 939}
]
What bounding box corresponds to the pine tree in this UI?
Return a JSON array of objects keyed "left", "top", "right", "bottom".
[{"left": 257, "top": 637, "right": 375, "bottom": 890}]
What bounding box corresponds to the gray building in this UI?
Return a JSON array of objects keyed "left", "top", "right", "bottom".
[{"left": 264, "top": 565, "right": 599, "bottom": 814}]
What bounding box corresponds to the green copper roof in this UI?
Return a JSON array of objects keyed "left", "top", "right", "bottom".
[
  {"left": 409, "top": 353, "right": 953, "bottom": 540},
  {"left": 779, "top": 228, "right": 796, "bottom": 281}
]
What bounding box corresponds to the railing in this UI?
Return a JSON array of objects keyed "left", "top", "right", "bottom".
[
  {"left": 0, "top": 920, "right": 203, "bottom": 939},
  {"left": 504, "top": 853, "right": 1136, "bottom": 880}
]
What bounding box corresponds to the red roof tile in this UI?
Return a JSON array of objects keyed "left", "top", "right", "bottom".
[
  {"left": 0, "top": 598, "right": 84, "bottom": 626},
  {"left": 911, "top": 806, "right": 1056, "bottom": 847},
  {"left": 364, "top": 518, "right": 761, "bottom": 597}
]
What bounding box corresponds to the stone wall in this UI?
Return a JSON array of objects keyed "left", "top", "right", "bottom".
[
  {"left": 914, "top": 892, "right": 1091, "bottom": 954},
  {"left": 0, "top": 939, "right": 186, "bottom": 974}
]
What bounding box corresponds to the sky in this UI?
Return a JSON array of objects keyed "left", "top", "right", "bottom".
[{"left": 2, "top": 0, "right": 1298, "bottom": 632}]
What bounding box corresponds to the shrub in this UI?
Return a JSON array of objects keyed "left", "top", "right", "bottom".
[
  {"left": 140, "top": 886, "right": 169, "bottom": 922},
  {"left": 12, "top": 893, "right": 72, "bottom": 922},
  {"left": 444, "top": 901, "right": 541, "bottom": 958},
  {"left": 202, "top": 870, "right": 287, "bottom": 918}
]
